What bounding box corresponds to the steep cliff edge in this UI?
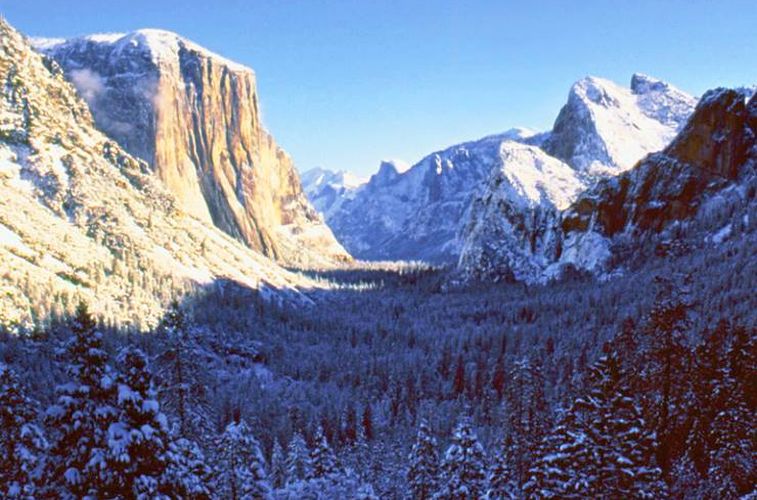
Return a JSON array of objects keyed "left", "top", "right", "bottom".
[
  {"left": 34, "top": 30, "right": 349, "bottom": 267},
  {"left": 0, "top": 19, "right": 321, "bottom": 329}
]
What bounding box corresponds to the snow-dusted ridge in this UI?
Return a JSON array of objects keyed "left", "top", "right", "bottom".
[
  {"left": 324, "top": 77, "right": 695, "bottom": 267},
  {"left": 33, "top": 29, "right": 254, "bottom": 73}
]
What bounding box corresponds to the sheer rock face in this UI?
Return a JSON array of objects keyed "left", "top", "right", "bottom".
[
  {"left": 543, "top": 74, "right": 696, "bottom": 177},
  {"left": 35, "top": 30, "right": 349, "bottom": 267},
  {"left": 562, "top": 88, "right": 756, "bottom": 241},
  {"left": 0, "top": 19, "right": 321, "bottom": 328},
  {"left": 455, "top": 75, "right": 699, "bottom": 283}
]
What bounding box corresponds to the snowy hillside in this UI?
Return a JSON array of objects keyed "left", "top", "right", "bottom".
[
  {"left": 543, "top": 73, "right": 696, "bottom": 176},
  {"left": 300, "top": 167, "right": 366, "bottom": 219},
  {"left": 326, "top": 75, "right": 694, "bottom": 264},
  {"left": 0, "top": 19, "right": 320, "bottom": 329},
  {"left": 328, "top": 128, "right": 538, "bottom": 263},
  {"left": 33, "top": 30, "right": 350, "bottom": 268}
]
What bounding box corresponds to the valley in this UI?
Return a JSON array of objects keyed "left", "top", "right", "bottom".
[{"left": 0, "top": 10, "right": 754, "bottom": 500}]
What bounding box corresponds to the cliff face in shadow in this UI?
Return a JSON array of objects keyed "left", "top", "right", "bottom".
[{"left": 36, "top": 31, "right": 350, "bottom": 267}]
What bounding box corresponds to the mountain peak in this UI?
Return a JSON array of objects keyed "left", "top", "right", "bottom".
[{"left": 33, "top": 29, "right": 254, "bottom": 73}]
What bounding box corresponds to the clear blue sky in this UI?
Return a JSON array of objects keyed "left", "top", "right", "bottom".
[{"left": 2, "top": 0, "right": 756, "bottom": 176}]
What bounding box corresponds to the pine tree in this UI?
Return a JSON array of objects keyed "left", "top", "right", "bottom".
[
  {"left": 270, "top": 439, "right": 285, "bottom": 489},
  {"left": 436, "top": 417, "right": 487, "bottom": 499},
  {"left": 0, "top": 363, "right": 47, "bottom": 498},
  {"left": 156, "top": 301, "right": 209, "bottom": 438},
  {"left": 525, "top": 355, "right": 665, "bottom": 499},
  {"left": 309, "top": 425, "right": 338, "bottom": 479},
  {"left": 102, "top": 347, "right": 173, "bottom": 497},
  {"left": 523, "top": 404, "right": 592, "bottom": 498},
  {"left": 585, "top": 355, "right": 665, "bottom": 498},
  {"left": 407, "top": 419, "right": 439, "bottom": 499},
  {"left": 638, "top": 277, "right": 692, "bottom": 475},
  {"left": 45, "top": 302, "right": 118, "bottom": 497},
  {"left": 161, "top": 437, "right": 213, "bottom": 499},
  {"left": 506, "top": 358, "right": 549, "bottom": 485},
  {"left": 217, "top": 420, "right": 272, "bottom": 499},
  {"left": 486, "top": 436, "right": 519, "bottom": 500},
  {"left": 284, "top": 432, "right": 311, "bottom": 484}
]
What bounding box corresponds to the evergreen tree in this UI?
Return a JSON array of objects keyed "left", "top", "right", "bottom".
[
  {"left": 523, "top": 404, "right": 592, "bottom": 498},
  {"left": 156, "top": 301, "right": 209, "bottom": 438},
  {"left": 284, "top": 432, "right": 311, "bottom": 484},
  {"left": 309, "top": 425, "right": 338, "bottom": 479},
  {"left": 161, "top": 437, "right": 213, "bottom": 499},
  {"left": 407, "top": 419, "right": 439, "bottom": 499},
  {"left": 583, "top": 355, "right": 665, "bottom": 498},
  {"left": 638, "top": 277, "right": 692, "bottom": 475},
  {"left": 486, "top": 436, "right": 519, "bottom": 500},
  {"left": 0, "top": 363, "right": 47, "bottom": 498},
  {"left": 270, "top": 439, "right": 286, "bottom": 489},
  {"left": 217, "top": 420, "right": 272, "bottom": 499},
  {"left": 436, "top": 417, "right": 487, "bottom": 499},
  {"left": 102, "top": 347, "right": 172, "bottom": 497},
  {"left": 506, "top": 358, "right": 549, "bottom": 485},
  {"left": 45, "top": 302, "right": 118, "bottom": 497},
  {"left": 525, "top": 355, "right": 665, "bottom": 499}
]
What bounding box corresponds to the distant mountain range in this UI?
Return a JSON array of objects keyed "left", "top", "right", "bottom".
[{"left": 312, "top": 74, "right": 698, "bottom": 266}]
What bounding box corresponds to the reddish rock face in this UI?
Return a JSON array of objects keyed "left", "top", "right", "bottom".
[
  {"left": 37, "top": 31, "right": 350, "bottom": 267},
  {"left": 563, "top": 89, "right": 756, "bottom": 240}
]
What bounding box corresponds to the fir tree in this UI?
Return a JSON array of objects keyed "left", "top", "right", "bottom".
[
  {"left": 103, "top": 347, "right": 173, "bottom": 497},
  {"left": 309, "top": 425, "right": 338, "bottom": 479},
  {"left": 161, "top": 436, "right": 213, "bottom": 499},
  {"left": 436, "top": 417, "right": 487, "bottom": 499},
  {"left": 156, "top": 301, "right": 210, "bottom": 438},
  {"left": 407, "top": 418, "right": 439, "bottom": 499},
  {"left": 270, "top": 439, "right": 285, "bottom": 489},
  {"left": 217, "top": 420, "right": 272, "bottom": 499},
  {"left": 284, "top": 431, "right": 311, "bottom": 484},
  {"left": 0, "top": 363, "right": 47, "bottom": 498},
  {"left": 45, "top": 302, "right": 118, "bottom": 497},
  {"left": 486, "top": 435, "right": 519, "bottom": 500}
]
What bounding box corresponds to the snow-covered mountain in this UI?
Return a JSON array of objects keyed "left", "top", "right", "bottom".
[
  {"left": 300, "top": 167, "right": 366, "bottom": 219},
  {"left": 543, "top": 74, "right": 697, "bottom": 176},
  {"left": 324, "top": 129, "right": 536, "bottom": 263},
  {"left": 0, "top": 19, "right": 322, "bottom": 329},
  {"left": 459, "top": 86, "right": 756, "bottom": 283},
  {"left": 327, "top": 74, "right": 695, "bottom": 264},
  {"left": 33, "top": 29, "right": 349, "bottom": 267}
]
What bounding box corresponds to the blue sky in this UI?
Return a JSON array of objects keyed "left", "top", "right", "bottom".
[{"left": 2, "top": 0, "right": 756, "bottom": 176}]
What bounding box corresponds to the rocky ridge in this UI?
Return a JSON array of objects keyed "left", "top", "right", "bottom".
[
  {"left": 34, "top": 30, "right": 349, "bottom": 267},
  {"left": 0, "top": 19, "right": 321, "bottom": 330}
]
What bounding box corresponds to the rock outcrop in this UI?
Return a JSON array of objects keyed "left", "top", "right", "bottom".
[
  {"left": 0, "top": 19, "right": 320, "bottom": 329},
  {"left": 562, "top": 88, "right": 756, "bottom": 242},
  {"left": 34, "top": 30, "right": 349, "bottom": 267}
]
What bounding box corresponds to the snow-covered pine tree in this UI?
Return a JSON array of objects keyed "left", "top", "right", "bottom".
[
  {"left": 506, "top": 358, "right": 550, "bottom": 484},
  {"left": 585, "top": 355, "right": 665, "bottom": 498},
  {"left": 309, "top": 425, "right": 339, "bottom": 479},
  {"left": 486, "top": 435, "right": 519, "bottom": 500},
  {"left": 638, "top": 276, "right": 692, "bottom": 475},
  {"left": 217, "top": 420, "right": 272, "bottom": 499},
  {"left": 45, "top": 302, "right": 118, "bottom": 498},
  {"left": 436, "top": 417, "right": 487, "bottom": 499},
  {"left": 284, "top": 431, "right": 311, "bottom": 484},
  {"left": 0, "top": 363, "right": 47, "bottom": 498},
  {"left": 407, "top": 418, "right": 439, "bottom": 499},
  {"left": 102, "top": 347, "right": 173, "bottom": 497},
  {"left": 161, "top": 436, "right": 213, "bottom": 498},
  {"left": 523, "top": 404, "right": 592, "bottom": 498},
  {"left": 270, "top": 439, "right": 285, "bottom": 489},
  {"left": 156, "top": 300, "right": 210, "bottom": 438}
]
